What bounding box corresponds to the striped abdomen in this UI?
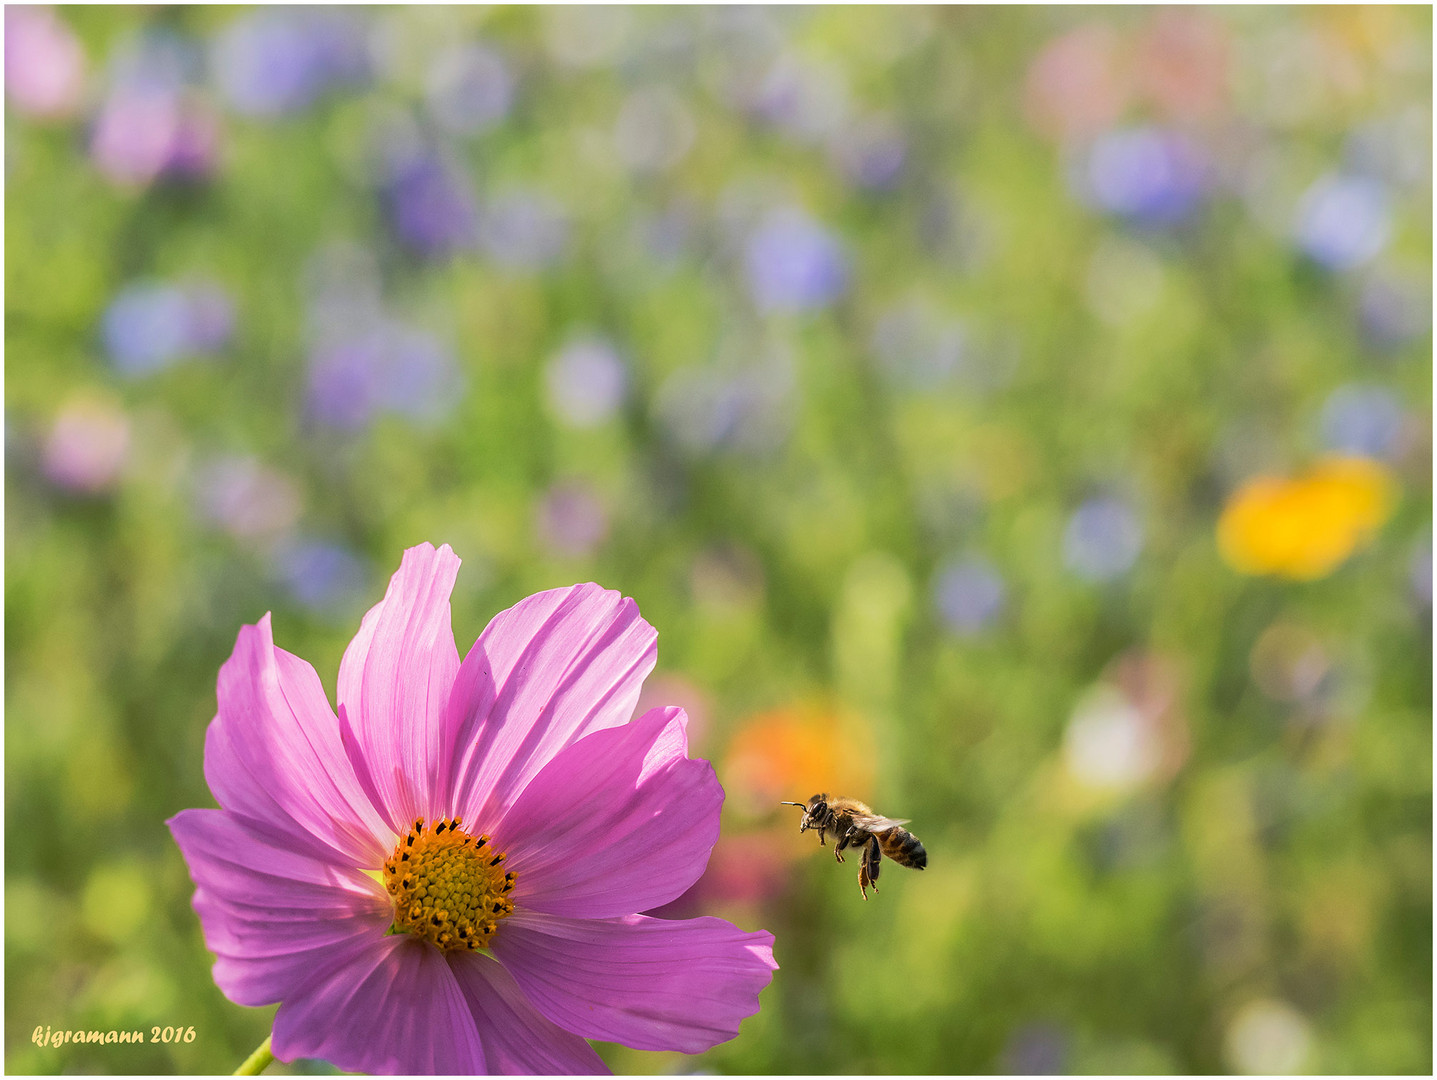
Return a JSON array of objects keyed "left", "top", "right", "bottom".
[{"left": 878, "top": 827, "right": 927, "bottom": 869}]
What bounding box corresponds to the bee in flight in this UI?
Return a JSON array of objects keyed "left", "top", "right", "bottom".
[{"left": 782, "top": 793, "right": 927, "bottom": 899}]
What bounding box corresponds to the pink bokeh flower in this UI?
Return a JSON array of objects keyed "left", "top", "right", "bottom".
[
  {"left": 169, "top": 543, "right": 777, "bottom": 1073},
  {"left": 4, "top": 6, "right": 87, "bottom": 120}
]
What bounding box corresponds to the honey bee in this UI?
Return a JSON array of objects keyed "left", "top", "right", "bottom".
[{"left": 782, "top": 793, "right": 927, "bottom": 899}]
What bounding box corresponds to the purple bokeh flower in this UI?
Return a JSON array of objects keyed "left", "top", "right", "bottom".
[
  {"left": 537, "top": 482, "right": 611, "bottom": 559},
  {"left": 163, "top": 103, "right": 223, "bottom": 180},
  {"left": 384, "top": 149, "right": 480, "bottom": 259},
  {"left": 832, "top": 115, "right": 907, "bottom": 192},
  {"left": 623, "top": 201, "right": 699, "bottom": 273},
  {"left": 194, "top": 456, "right": 303, "bottom": 542},
  {"left": 91, "top": 101, "right": 219, "bottom": 190},
  {"left": 1410, "top": 534, "right": 1432, "bottom": 611},
  {"left": 1293, "top": 173, "right": 1391, "bottom": 272},
  {"left": 1063, "top": 496, "right": 1145, "bottom": 582},
  {"left": 307, "top": 338, "right": 386, "bottom": 431},
  {"left": 744, "top": 209, "right": 849, "bottom": 313},
  {"left": 1358, "top": 272, "right": 1431, "bottom": 349},
  {"left": 273, "top": 539, "right": 371, "bottom": 616},
  {"left": 480, "top": 192, "right": 570, "bottom": 271},
  {"left": 425, "top": 43, "right": 514, "bottom": 136},
  {"left": 545, "top": 337, "right": 627, "bottom": 428},
  {"left": 5, "top": 6, "right": 87, "bottom": 120},
  {"left": 385, "top": 327, "right": 467, "bottom": 425},
  {"left": 102, "top": 281, "right": 234, "bottom": 377},
  {"left": 89, "top": 90, "right": 222, "bottom": 187},
  {"left": 89, "top": 30, "right": 224, "bottom": 186},
  {"left": 182, "top": 283, "right": 237, "bottom": 351},
  {"left": 870, "top": 303, "right": 965, "bottom": 390},
  {"left": 211, "top": 8, "right": 368, "bottom": 118},
  {"left": 1078, "top": 126, "right": 1209, "bottom": 226},
  {"left": 89, "top": 85, "right": 182, "bottom": 187},
  {"left": 1002, "top": 1021, "right": 1071, "bottom": 1075},
  {"left": 933, "top": 555, "right": 1006, "bottom": 635},
  {"left": 169, "top": 543, "right": 777, "bottom": 1073},
  {"left": 1319, "top": 384, "right": 1405, "bottom": 459},
  {"left": 1343, "top": 109, "right": 1431, "bottom": 193},
  {"left": 307, "top": 322, "right": 464, "bottom": 431},
  {"left": 654, "top": 360, "right": 797, "bottom": 457},
  {"left": 749, "top": 52, "right": 850, "bottom": 144}
]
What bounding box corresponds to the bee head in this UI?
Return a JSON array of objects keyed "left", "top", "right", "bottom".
[{"left": 781, "top": 794, "right": 828, "bottom": 831}]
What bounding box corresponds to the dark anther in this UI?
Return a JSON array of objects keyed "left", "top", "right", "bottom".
[
  {"left": 407, "top": 835, "right": 415, "bottom": 847},
  {"left": 492, "top": 902, "right": 503, "bottom": 912},
  {"left": 401, "top": 852, "right": 410, "bottom": 861},
  {"left": 489, "top": 854, "right": 504, "bottom": 866},
  {"left": 474, "top": 837, "right": 487, "bottom": 849},
  {"left": 436, "top": 821, "right": 446, "bottom": 834}
]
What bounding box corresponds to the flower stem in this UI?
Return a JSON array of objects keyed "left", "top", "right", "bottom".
[{"left": 234, "top": 1035, "right": 274, "bottom": 1076}]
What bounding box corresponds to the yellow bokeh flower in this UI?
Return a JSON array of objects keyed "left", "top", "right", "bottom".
[{"left": 1218, "top": 456, "right": 1398, "bottom": 580}]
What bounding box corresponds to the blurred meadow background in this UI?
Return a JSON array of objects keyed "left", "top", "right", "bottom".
[{"left": 4, "top": 4, "right": 1432, "bottom": 1075}]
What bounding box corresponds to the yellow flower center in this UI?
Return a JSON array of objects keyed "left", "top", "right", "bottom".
[{"left": 381, "top": 817, "right": 515, "bottom": 952}]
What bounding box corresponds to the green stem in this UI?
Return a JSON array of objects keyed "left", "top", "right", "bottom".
[{"left": 234, "top": 1035, "right": 274, "bottom": 1076}]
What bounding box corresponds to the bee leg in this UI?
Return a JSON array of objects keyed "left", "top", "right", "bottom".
[
  {"left": 863, "top": 836, "right": 882, "bottom": 894},
  {"left": 833, "top": 831, "right": 847, "bottom": 863},
  {"left": 850, "top": 844, "right": 873, "bottom": 901}
]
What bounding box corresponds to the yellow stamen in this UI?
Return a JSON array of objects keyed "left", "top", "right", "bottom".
[{"left": 381, "top": 817, "right": 515, "bottom": 952}]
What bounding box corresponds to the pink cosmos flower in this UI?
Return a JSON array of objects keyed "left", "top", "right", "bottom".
[{"left": 169, "top": 543, "right": 777, "bottom": 1073}]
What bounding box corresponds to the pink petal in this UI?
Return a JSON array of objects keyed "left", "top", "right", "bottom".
[
  {"left": 271, "top": 935, "right": 486, "bottom": 1075},
  {"left": 204, "top": 615, "right": 392, "bottom": 867},
  {"left": 449, "top": 951, "right": 610, "bottom": 1074},
  {"left": 446, "top": 583, "right": 657, "bottom": 828},
  {"left": 492, "top": 911, "right": 778, "bottom": 1054},
  {"left": 168, "top": 808, "right": 392, "bottom": 1008},
  {"left": 493, "top": 705, "right": 720, "bottom": 919},
  {"left": 336, "top": 542, "right": 462, "bottom": 833}
]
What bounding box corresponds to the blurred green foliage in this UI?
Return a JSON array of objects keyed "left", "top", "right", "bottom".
[{"left": 5, "top": 5, "right": 1431, "bottom": 1075}]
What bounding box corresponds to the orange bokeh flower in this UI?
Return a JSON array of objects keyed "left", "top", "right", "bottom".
[
  {"left": 1217, "top": 456, "right": 1397, "bottom": 580},
  {"left": 723, "top": 704, "right": 875, "bottom": 820}
]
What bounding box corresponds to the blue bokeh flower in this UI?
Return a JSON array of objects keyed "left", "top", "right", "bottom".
[
  {"left": 744, "top": 209, "right": 849, "bottom": 313},
  {"left": 1063, "top": 496, "right": 1145, "bottom": 582},
  {"left": 933, "top": 555, "right": 1007, "bottom": 634},
  {"left": 102, "top": 281, "right": 234, "bottom": 377},
  {"left": 1293, "top": 173, "right": 1391, "bottom": 272},
  {"left": 1079, "top": 126, "right": 1209, "bottom": 226}
]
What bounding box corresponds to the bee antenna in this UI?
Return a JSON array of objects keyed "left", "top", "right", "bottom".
[{"left": 780, "top": 801, "right": 807, "bottom": 808}]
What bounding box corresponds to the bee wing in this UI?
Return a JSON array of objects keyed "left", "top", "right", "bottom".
[{"left": 850, "top": 813, "right": 910, "bottom": 832}]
